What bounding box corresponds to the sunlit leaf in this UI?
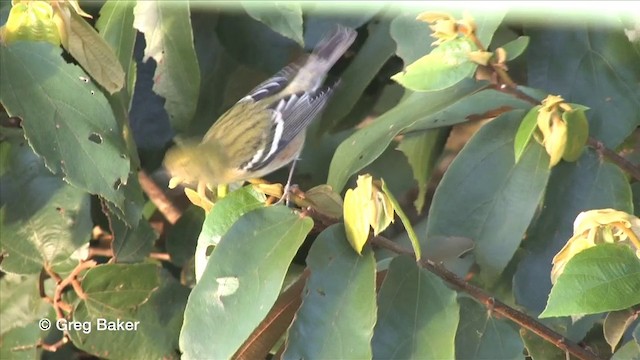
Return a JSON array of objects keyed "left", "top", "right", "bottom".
[
  {"left": 180, "top": 207, "right": 313, "bottom": 359},
  {"left": 133, "top": 0, "right": 200, "bottom": 133},
  {"left": 391, "top": 37, "right": 478, "bottom": 92},
  {"left": 541, "top": 244, "right": 640, "bottom": 317}
]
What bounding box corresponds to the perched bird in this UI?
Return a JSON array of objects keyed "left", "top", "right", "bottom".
[{"left": 164, "top": 25, "right": 357, "bottom": 201}]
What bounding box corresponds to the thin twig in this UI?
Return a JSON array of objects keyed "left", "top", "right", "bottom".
[
  {"left": 370, "top": 236, "right": 601, "bottom": 360},
  {"left": 138, "top": 170, "right": 183, "bottom": 224}
]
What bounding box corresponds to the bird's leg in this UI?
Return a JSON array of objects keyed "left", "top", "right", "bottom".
[{"left": 275, "top": 159, "right": 298, "bottom": 206}]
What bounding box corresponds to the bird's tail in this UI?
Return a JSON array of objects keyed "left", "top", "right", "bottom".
[{"left": 312, "top": 25, "right": 357, "bottom": 69}]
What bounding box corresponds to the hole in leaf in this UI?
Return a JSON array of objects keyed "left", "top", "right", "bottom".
[
  {"left": 206, "top": 245, "right": 215, "bottom": 256},
  {"left": 88, "top": 133, "right": 103, "bottom": 144},
  {"left": 113, "top": 178, "right": 122, "bottom": 190}
]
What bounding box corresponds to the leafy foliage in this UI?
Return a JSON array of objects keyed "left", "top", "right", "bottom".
[{"left": 1, "top": 2, "right": 638, "bottom": 359}]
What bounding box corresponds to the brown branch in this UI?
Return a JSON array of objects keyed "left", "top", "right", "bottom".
[
  {"left": 587, "top": 137, "right": 640, "bottom": 182},
  {"left": 370, "top": 236, "right": 601, "bottom": 360},
  {"left": 138, "top": 170, "right": 183, "bottom": 224}
]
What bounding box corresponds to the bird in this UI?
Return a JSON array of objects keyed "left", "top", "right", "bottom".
[{"left": 164, "top": 25, "right": 357, "bottom": 204}]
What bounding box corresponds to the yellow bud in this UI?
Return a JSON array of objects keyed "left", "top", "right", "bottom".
[
  {"left": 416, "top": 11, "right": 454, "bottom": 23},
  {"left": 544, "top": 115, "right": 568, "bottom": 167}
]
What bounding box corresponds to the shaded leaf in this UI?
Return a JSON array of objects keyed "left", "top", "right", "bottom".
[
  {"left": 110, "top": 216, "right": 156, "bottom": 263},
  {"left": 372, "top": 256, "right": 458, "bottom": 359},
  {"left": 0, "top": 42, "right": 132, "bottom": 218},
  {"left": 327, "top": 79, "right": 485, "bottom": 192},
  {"left": 526, "top": 24, "right": 640, "bottom": 148},
  {"left": 241, "top": 1, "right": 303, "bottom": 45},
  {"left": 426, "top": 111, "right": 550, "bottom": 282},
  {"left": 318, "top": 18, "right": 396, "bottom": 133},
  {"left": 133, "top": 1, "right": 200, "bottom": 133},
  {"left": 501, "top": 36, "right": 530, "bottom": 61},
  {"left": 0, "top": 142, "right": 91, "bottom": 274},
  {"left": 611, "top": 339, "right": 640, "bottom": 360},
  {"left": 81, "top": 263, "right": 159, "bottom": 312},
  {"left": 66, "top": 11, "right": 125, "bottom": 94},
  {"left": 604, "top": 309, "right": 638, "bottom": 352},
  {"left": 521, "top": 328, "right": 566, "bottom": 360},
  {"left": 180, "top": 207, "right": 313, "bottom": 360},
  {"left": 561, "top": 108, "right": 589, "bottom": 162},
  {"left": 514, "top": 150, "right": 633, "bottom": 315},
  {"left": 541, "top": 244, "right": 640, "bottom": 318},
  {"left": 397, "top": 129, "right": 449, "bottom": 213},
  {"left": 166, "top": 206, "right": 204, "bottom": 266},
  {"left": 283, "top": 224, "right": 376, "bottom": 359},
  {"left": 70, "top": 270, "right": 188, "bottom": 360},
  {"left": 456, "top": 297, "right": 524, "bottom": 359}
]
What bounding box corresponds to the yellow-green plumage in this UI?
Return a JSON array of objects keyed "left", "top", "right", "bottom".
[{"left": 164, "top": 25, "right": 357, "bottom": 188}]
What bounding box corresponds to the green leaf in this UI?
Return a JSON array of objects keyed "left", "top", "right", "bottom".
[
  {"left": 0, "top": 142, "right": 91, "bottom": 274},
  {"left": 327, "top": 80, "right": 485, "bottom": 192},
  {"left": 283, "top": 224, "right": 376, "bottom": 359},
  {"left": 180, "top": 207, "right": 313, "bottom": 360},
  {"left": 380, "top": 180, "right": 422, "bottom": 260},
  {"left": 318, "top": 18, "right": 397, "bottom": 133},
  {"left": 66, "top": 11, "right": 125, "bottom": 94},
  {"left": 390, "top": 13, "right": 433, "bottom": 64},
  {"left": 397, "top": 129, "right": 449, "bottom": 213},
  {"left": 216, "top": 11, "right": 298, "bottom": 75},
  {"left": 611, "top": 339, "right": 640, "bottom": 360},
  {"left": 403, "top": 89, "right": 533, "bottom": 133},
  {"left": 514, "top": 105, "right": 541, "bottom": 163},
  {"left": 166, "top": 206, "right": 205, "bottom": 266},
  {"left": 241, "top": 1, "right": 303, "bottom": 45},
  {"left": 70, "top": 271, "right": 188, "bottom": 360},
  {"left": 426, "top": 111, "right": 550, "bottom": 282},
  {"left": 526, "top": 24, "right": 640, "bottom": 148},
  {"left": 501, "top": 36, "right": 530, "bottom": 61},
  {"left": 0, "top": 274, "right": 51, "bottom": 335},
  {"left": 0, "top": 321, "right": 41, "bottom": 360},
  {"left": 110, "top": 216, "right": 156, "bottom": 263},
  {"left": 514, "top": 150, "right": 633, "bottom": 314},
  {"left": 95, "top": 0, "right": 137, "bottom": 108},
  {"left": 561, "top": 108, "right": 589, "bottom": 162},
  {"left": 194, "top": 186, "right": 265, "bottom": 282},
  {"left": 81, "top": 263, "right": 159, "bottom": 312},
  {"left": 456, "top": 297, "right": 524, "bottom": 359},
  {"left": 133, "top": 1, "right": 200, "bottom": 133},
  {"left": 391, "top": 38, "right": 478, "bottom": 92},
  {"left": 372, "top": 256, "right": 458, "bottom": 359},
  {"left": 521, "top": 328, "right": 567, "bottom": 360},
  {"left": 541, "top": 244, "right": 640, "bottom": 318},
  {"left": 0, "top": 42, "right": 132, "bottom": 216}
]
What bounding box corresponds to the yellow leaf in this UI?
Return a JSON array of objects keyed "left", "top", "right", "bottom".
[
  {"left": 2, "top": 1, "right": 60, "bottom": 45},
  {"left": 343, "top": 187, "right": 371, "bottom": 255},
  {"left": 544, "top": 115, "right": 567, "bottom": 167}
]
